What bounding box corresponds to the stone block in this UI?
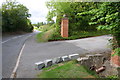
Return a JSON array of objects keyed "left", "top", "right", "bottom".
[
  {"left": 95, "top": 54, "right": 103, "bottom": 57},
  {"left": 44, "top": 59, "right": 53, "bottom": 67},
  {"left": 79, "top": 57, "right": 92, "bottom": 67},
  {"left": 77, "top": 57, "right": 83, "bottom": 64},
  {"left": 86, "top": 55, "right": 95, "bottom": 59},
  {"left": 77, "top": 58, "right": 82, "bottom": 62},
  {"left": 35, "top": 61, "right": 45, "bottom": 70},
  {"left": 69, "top": 54, "right": 79, "bottom": 60},
  {"left": 62, "top": 56, "right": 70, "bottom": 61},
  {"left": 94, "top": 54, "right": 104, "bottom": 68},
  {"left": 81, "top": 57, "right": 89, "bottom": 60},
  {"left": 53, "top": 57, "right": 63, "bottom": 64},
  {"left": 86, "top": 55, "right": 95, "bottom": 66}
]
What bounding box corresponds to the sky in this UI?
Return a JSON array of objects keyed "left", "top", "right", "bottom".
[{"left": 1, "top": 0, "right": 50, "bottom": 24}]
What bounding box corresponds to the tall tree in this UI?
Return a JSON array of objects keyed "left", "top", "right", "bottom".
[{"left": 2, "top": 0, "right": 33, "bottom": 32}]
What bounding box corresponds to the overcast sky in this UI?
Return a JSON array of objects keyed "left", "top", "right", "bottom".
[{"left": 1, "top": 0, "right": 50, "bottom": 24}]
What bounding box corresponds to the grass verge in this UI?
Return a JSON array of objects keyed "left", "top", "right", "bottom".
[
  {"left": 49, "top": 30, "right": 110, "bottom": 41},
  {"left": 37, "top": 61, "right": 98, "bottom": 78},
  {"left": 36, "top": 28, "right": 56, "bottom": 42},
  {"left": 36, "top": 24, "right": 110, "bottom": 42}
]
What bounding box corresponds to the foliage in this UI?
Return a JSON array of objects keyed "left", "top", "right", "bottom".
[
  {"left": 38, "top": 61, "right": 98, "bottom": 78},
  {"left": 0, "top": 8, "right": 2, "bottom": 31},
  {"left": 48, "top": 30, "right": 110, "bottom": 41},
  {"left": 33, "top": 22, "right": 45, "bottom": 28},
  {"left": 111, "top": 48, "right": 120, "bottom": 56},
  {"left": 89, "top": 2, "right": 120, "bottom": 48},
  {"left": 36, "top": 29, "right": 110, "bottom": 42},
  {"left": 2, "top": 0, "right": 33, "bottom": 32},
  {"left": 36, "top": 23, "right": 59, "bottom": 42},
  {"left": 46, "top": 1, "right": 100, "bottom": 36},
  {"left": 107, "top": 75, "right": 118, "bottom": 78}
]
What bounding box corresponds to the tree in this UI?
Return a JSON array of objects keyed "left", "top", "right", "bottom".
[
  {"left": 33, "top": 22, "right": 44, "bottom": 27},
  {"left": 46, "top": 1, "right": 100, "bottom": 36},
  {"left": 0, "top": 8, "right": 2, "bottom": 31},
  {"left": 2, "top": 0, "right": 33, "bottom": 32},
  {"left": 89, "top": 2, "right": 120, "bottom": 48}
]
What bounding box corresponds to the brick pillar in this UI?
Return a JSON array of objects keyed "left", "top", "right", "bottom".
[
  {"left": 61, "top": 17, "right": 68, "bottom": 38},
  {"left": 111, "top": 51, "right": 120, "bottom": 67}
]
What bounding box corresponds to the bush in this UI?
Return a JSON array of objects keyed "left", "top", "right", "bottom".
[{"left": 48, "top": 30, "right": 110, "bottom": 41}]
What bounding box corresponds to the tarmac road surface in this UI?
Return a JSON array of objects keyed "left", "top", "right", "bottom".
[
  {"left": 2, "top": 32, "right": 35, "bottom": 78},
  {"left": 17, "top": 35, "right": 112, "bottom": 78}
]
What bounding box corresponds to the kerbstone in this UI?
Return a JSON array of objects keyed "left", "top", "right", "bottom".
[
  {"left": 77, "top": 58, "right": 82, "bottom": 62},
  {"left": 69, "top": 54, "right": 79, "bottom": 60},
  {"left": 44, "top": 59, "right": 53, "bottom": 67},
  {"left": 81, "top": 57, "right": 89, "bottom": 60},
  {"left": 78, "top": 57, "right": 91, "bottom": 67},
  {"left": 35, "top": 61, "right": 45, "bottom": 70},
  {"left": 62, "top": 56, "right": 70, "bottom": 61},
  {"left": 77, "top": 58, "right": 83, "bottom": 64},
  {"left": 94, "top": 54, "right": 103, "bottom": 68},
  {"left": 86, "top": 55, "right": 95, "bottom": 59},
  {"left": 86, "top": 55, "right": 95, "bottom": 67},
  {"left": 95, "top": 54, "right": 103, "bottom": 57},
  {"left": 53, "top": 57, "right": 63, "bottom": 64}
]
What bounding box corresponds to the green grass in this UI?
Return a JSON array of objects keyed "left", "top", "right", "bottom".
[
  {"left": 107, "top": 75, "right": 119, "bottom": 78},
  {"left": 36, "top": 24, "right": 110, "bottom": 43},
  {"left": 36, "top": 32, "right": 45, "bottom": 42},
  {"left": 36, "top": 24, "right": 58, "bottom": 42},
  {"left": 36, "top": 28, "right": 56, "bottom": 42},
  {"left": 37, "top": 61, "right": 98, "bottom": 78},
  {"left": 111, "top": 48, "right": 120, "bottom": 56}
]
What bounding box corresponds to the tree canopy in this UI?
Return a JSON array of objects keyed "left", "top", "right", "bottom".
[
  {"left": 2, "top": 0, "right": 33, "bottom": 32},
  {"left": 46, "top": 1, "right": 100, "bottom": 36},
  {"left": 89, "top": 2, "right": 120, "bottom": 48},
  {"left": 46, "top": 1, "right": 120, "bottom": 49}
]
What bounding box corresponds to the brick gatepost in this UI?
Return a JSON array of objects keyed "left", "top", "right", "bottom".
[
  {"left": 111, "top": 51, "right": 120, "bottom": 67},
  {"left": 61, "top": 17, "right": 68, "bottom": 38}
]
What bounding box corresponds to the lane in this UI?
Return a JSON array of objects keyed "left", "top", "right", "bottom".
[
  {"left": 17, "top": 35, "right": 112, "bottom": 78},
  {"left": 2, "top": 33, "right": 33, "bottom": 44},
  {"left": 0, "top": 36, "right": 2, "bottom": 80},
  {"left": 2, "top": 35, "right": 24, "bottom": 44},
  {"left": 2, "top": 32, "right": 35, "bottom": 78}
]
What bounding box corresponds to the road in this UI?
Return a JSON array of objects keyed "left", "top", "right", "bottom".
[
  {"left": 16, "top": 35, "right": 112, "bottom": 78},
  {"left": 2, "top": 32, "right": 35, "bottom": 78}
]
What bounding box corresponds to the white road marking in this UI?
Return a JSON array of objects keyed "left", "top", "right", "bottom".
[
  {"left": 2, "top": 35, "right": 25, "bottom": 44},
  {"left": 9, "top": 34, "right": 33, "bottom": 78},
  {"left": 10, "top": 44, "right": 25, "bottom": 78}
]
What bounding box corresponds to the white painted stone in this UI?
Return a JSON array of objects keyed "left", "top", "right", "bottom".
[
  {"left": 69, "top": 54, "right": 79, "bottom": 60},
  {"left": 62, "top": 56, "right": 70, "bottom": 61},
  {"left": 81, "top": 57, "right": 89, "bottom": 60},
  {"left": 53, "top": 57, "right": 63, "bottom": 64},
  {"left": 35, "top": 61, "right": 45, "bottom": 70},
  {"left": 44, "top": 59, "right": 53, "bottom": 67},
  {"left": 77, "top": 58, "right": 82, "bottom": 62},
  {"left": 95, "top": 54, "right": 103, "bottom": 56}
]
